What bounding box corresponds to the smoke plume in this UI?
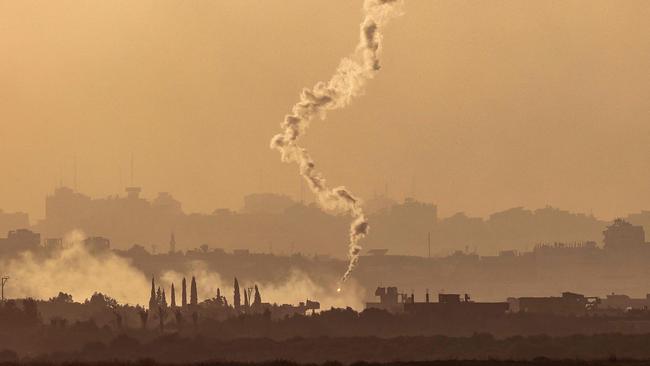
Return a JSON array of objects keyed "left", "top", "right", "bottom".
[
  {"left": 2, "top": 230, "right": 150, "bottom": 305},
  {"left": 270, "top": 0, "right": 404, "bottom": 283},
  {"left": 162, "top": 264, "right": 365, "bottom": 310},
  {"left": 2, "top": 231, "right": 364, "bottom": 309}
]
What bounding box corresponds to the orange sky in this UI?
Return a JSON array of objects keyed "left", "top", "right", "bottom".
[{"left": 1, "top": 0, "right": 649, "bottom": 221}]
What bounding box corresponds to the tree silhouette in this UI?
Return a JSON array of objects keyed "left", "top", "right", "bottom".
[
  {"left": 49, "top": 292, "right": 73, "bottom": 303},
  {"left": 233, "top": 277, "right": 241, "bottom": 309},
  {"left": 148, "top": 276, "right": 156, "bottom": 310},
  {"left": 162, "top": 288, "right": 168, "bottom": 307},
  {"left": 182, "top": 277, "right": 187, "bottom": 307},
  {"left": 253, "top": 285, "right": 262, "bottom": 306},
  {"left": 137, "top": 307, "right": 148, "bottom": 330},
  {"left": 190, "top": 276, "right": 198, "bottom": 306},
  {"left": 156, "top": 287, "right": 162, "bottom": 306},
  {"left": 170, "top": 283, "right": 176, "bottom": 308},
  {"left": 88, "top": 292, "right": 118, "bottom": 309}
]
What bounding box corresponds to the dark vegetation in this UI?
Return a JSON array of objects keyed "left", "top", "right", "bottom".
[
  {"left": 3, "top": 361, "right": 650, "bottom": 366},
  {"left": 5, "top": 334, "right": 650, "bottom": 363},
  {"left": 6, "top": 296, "right": 650, "bottom": 362}
]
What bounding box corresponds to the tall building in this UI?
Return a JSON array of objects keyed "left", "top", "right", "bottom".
[
  {"left": 603, "top": 219, "right": 645, "bottom": 250},
  {"left": 38, "top": 186, "right": 184, "bottom": 249}
]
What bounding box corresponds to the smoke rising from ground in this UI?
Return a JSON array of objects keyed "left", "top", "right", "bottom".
[
  {"left": 161, "top": 263, "right": 365, "bottom": 310},
  {"left": 269, "top": 0, "right": 404, "bottom": 284},
  {"left": 1, "top": 230, "right": 150, "bottom": 305},
  {"left": 1, "top": 231, "right": 364, "bottom": 309}
]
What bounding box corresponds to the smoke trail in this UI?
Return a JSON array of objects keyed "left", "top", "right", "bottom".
[{"left": 270, "top": 0, "right": 404, "bottom": 284}]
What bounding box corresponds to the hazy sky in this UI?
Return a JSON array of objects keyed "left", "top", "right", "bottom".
[{"left": 1, "top": 0, "right": 649, "bottom": 221}]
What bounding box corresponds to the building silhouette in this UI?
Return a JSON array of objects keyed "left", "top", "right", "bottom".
[
  {"left": 517, "top": 292, "right": 591, "bottom": 316},
  {"left": 0, "top": 229, "right": 40, "bottom": 254},
  {"left": 366, "top": 287, "right": 508, "bottom": 318},
  {"left": 603, "top": 218, "right": 646, "bottom": 250}
]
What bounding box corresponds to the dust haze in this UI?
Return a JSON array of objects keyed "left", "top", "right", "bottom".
[
  {"left": 2, "top": 230, "right": 363, "bottom": 310},
  {"left": 2, "top": 0, "right": 650, "bottom": 363},
  {"left": 1, "top": 1, "right": 649, "bottom": 220}
]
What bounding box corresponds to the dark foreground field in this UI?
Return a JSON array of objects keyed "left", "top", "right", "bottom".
[
  {"left": 3, "top": 361, "right": 650, "bottom": 366},
  {"left": 5, "top": 334, "right": 650, "bottom": 364}
]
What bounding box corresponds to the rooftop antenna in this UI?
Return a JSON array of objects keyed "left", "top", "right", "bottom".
[{"left": 1, "top": 276, "right": 9, "bottom": 302}]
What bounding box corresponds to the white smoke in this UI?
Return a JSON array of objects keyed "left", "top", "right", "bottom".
[
  {"left": 0, "top": 230, "right": 365, "bottom": 310},
  {"left": 269, "top": 0, "right": 404, "bottom": 284},
  {"left": 161, "top": 264, "right": 366, "bottom": 310},
  {"left": 1, "top": 230, "right": 150, "bottom": 305}
]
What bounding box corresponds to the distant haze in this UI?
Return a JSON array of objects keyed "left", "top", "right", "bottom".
[{"left": 1, "top": 1, "right": 649, "bottom": 221}]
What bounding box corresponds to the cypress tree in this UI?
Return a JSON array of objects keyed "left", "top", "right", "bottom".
[
  {"left": 170, "top": 283, "right": 176, "bottom": 308},
  {"left": 182, "top": 277, "right": 187, "bottom": 307},
  {"left": 156, "top": 287, "right": 162, "bottom": 305},
  {"left": 148, "top": 276, "right": 156, "bottom": 310},
  {"left": 244, "top": 288, "right": 250, "bottom": 307},
  {"left": 162, "top": 289, "right": 167, "bottom": 307},
  {"left": 190, "top": 276, "right": 198, "bottom": 305},
  {"left": 233, "top": 277, "right": 241, "bottom": 309},
  {"left": 253, "top": 284, "right": 261, "bottom": 306}
]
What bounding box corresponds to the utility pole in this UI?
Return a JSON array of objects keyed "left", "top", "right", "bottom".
[{"left": 1, "top": 276, "right": 9, "bottom": 302}]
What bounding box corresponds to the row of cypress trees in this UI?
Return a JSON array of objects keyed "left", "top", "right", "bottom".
[
  {"left": 233, "top": 277, "right": 261, "bottom": 309},
  {"left": 148, "top": 276, "right": 261, "bottom": 310},
  {"left": 149, "top": 276, "right": 197, "bottom": 310}
]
